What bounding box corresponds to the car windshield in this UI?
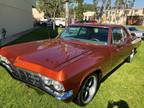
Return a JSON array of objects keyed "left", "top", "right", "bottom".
[
  {"left": 60, "top": 26, "right": 109, "bottom": 45},
  {"left": 128, "top": 27, "right": 138, "bottom": 31}
]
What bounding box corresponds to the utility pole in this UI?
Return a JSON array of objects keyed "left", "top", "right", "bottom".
[
  {"left": 93, "top": 0, "right": 99, "bottom": 20},
  {"left": 64, "top": 0, "right": 69, "bottom": 26},
  {"left": 124, "top": 0, "right": 128, "bottom": 25}
]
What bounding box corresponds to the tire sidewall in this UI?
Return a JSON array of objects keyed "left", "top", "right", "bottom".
[
  {"left": 75, "top": 74, "right": 99, "bottom": 106},
  {"left": 127, "top": 49, "right": 135, "bottom": 63}
]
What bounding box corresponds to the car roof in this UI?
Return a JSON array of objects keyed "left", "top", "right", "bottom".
[{"left": 69, "top": 23, "right": 123, "bottom": 28}]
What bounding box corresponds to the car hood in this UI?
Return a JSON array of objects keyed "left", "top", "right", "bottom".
[{"left": 2, "top": 39, "right": 91, "bottom": 71}]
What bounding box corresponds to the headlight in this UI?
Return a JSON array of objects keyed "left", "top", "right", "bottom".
[
  {"left": 0, "top": 55, "right": 10, "bottom": 64},
  {"left": 52, "top": 81, "right": 65, "bottom": 91},
  {"left": 42, "top": 76, "right": 65, "bottom": 92}
]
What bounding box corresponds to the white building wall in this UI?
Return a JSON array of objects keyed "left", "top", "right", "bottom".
[{"left": 0, "top": 0, "right": 35, "bottom": 37}]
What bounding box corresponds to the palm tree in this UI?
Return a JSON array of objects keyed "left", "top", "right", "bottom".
[
  {"left": 115, "top": 0, "right": 135, "bottom": 9},
  {"left": 115, "top": 0, "right": 125, "bottom": 8},
  {"left": 93, "top": 0, "right": 99, "bottom": 19},
  {"left": 93, "top": 0, "right": 111, "bottom": 21}
]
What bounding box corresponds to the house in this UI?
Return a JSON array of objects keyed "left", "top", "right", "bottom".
[
  {"left": 32, "top": 8, "right": 44, "bottom": 22},
  {"left": 103, "top": 8, "right": 144, "bottom": 25},
  {"left": 83, "top": 8, "right": 144, "bottom": 25},
  {"left": 0, "top": 0, "right": 35, "bottom": 39},
  {"left": 83, "top": 11, "right": 95, "bottom": 21}
]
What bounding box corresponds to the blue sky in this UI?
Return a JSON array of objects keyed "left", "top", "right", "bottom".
[
  {"left": 84, "top": 0, "right": 144, "bottom": 8},
  {"left": 134, "top": 0, "right": 144, "bottom": 8}
]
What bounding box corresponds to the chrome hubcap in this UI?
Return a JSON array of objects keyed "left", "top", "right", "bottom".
[
  {"left": 130, "top": 49, "right": 135, "bottom": 60},
  {"left": 81, "top": 75, "right": 97, "bottom": 104}
]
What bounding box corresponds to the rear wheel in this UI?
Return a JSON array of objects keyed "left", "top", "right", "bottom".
[{"left": 75, "top": 74, "right": 99, "bottom": 106}]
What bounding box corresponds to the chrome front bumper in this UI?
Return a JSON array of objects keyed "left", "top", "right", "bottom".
[{"left": 0, "top": 60, "right": 73, "bottom": 100}]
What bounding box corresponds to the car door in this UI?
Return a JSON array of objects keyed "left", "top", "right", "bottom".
[
  {"left": 121, "top": 27, "right": 133, "bottom": 59},
  {"left": 110, "top": 27, "right": 131, "bottom": 69}
]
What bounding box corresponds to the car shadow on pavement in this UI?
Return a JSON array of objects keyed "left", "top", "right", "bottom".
[{"left": 107, "top": 100, "right": 129, "bottom": 108}]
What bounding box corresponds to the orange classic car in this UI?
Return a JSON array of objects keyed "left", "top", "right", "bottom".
[{"left": 0, "top": 24, "right": 141, "bottom": 106}]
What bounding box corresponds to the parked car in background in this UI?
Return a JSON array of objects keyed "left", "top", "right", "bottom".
[
  {"left": 0, "top": 24, "right": 141, "bottom": 106},
  {"left": 55, "top": 18, "right": 65, "bottom": 27},
  {"left": 127, "top": 26, "right": 144, "bottom": 39},
  {"left": 40, "top": 18, "right": 53, "bottom": 27},
  {"left": 76, "top": 20, "right": 97, "bottom": 25}
]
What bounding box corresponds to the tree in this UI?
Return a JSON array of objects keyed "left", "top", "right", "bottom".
[
  {"left": 127, "top": 0, "right": 135, "bottom": 8},
  {"left": 115, "top": 0, "right": 127, "bottom": 9},
  {"left": 75, "top": 0, "right": 84, "bottom": 20},
  {"left": 93, "top": 0, "right": 99, "bottom": 19},
  {"left": 37, "top": 0, "right": 64, "bottom": 29},
  {"left": 37, "top": 0, "right": 64, "bottom": 17},
  {"left": 93, "top": 0, "right": 111, "bottom": 22},
  {"left": 115, "top": 0, "right": 135, "bottom": 9},
  {"left": 83, "top": 4, "right": 95, "bottom": 12}
]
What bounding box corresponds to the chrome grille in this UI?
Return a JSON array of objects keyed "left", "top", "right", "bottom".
[
  {"left": 0, "top": 63, "right": 69, "bottom": 99},
  {"left": 13, "top": 68, "right": 42, "bottom": 87}
]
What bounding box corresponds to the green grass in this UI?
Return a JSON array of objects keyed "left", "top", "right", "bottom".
[
  {"left": 138, "top": 26, "right": 144, "bottom": 30},
  {"left": 0, "top": 27, "right": 144, "bottom": 108}
]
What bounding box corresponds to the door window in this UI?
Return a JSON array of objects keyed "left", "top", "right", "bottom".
[{"left": 112, "top": 27, "right": 127, "bottom": 45}]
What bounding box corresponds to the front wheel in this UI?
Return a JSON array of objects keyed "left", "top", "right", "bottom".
[{"left": 75, "top": 74, "right": 99, "bottom": 106}]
